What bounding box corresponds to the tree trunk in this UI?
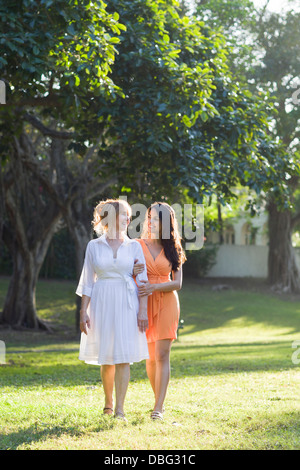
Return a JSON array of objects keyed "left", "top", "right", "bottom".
[
  {"left": 1, "top": 215, "right": 62, "bottom": 330},
  {"left": 217, "top": 202, "right": 224, "bottom": 244},
  {"left": 64, "top": 199, "right": 94, "bottom": 333},
  {"left": 0, "top": 134, "right": 62, "bottom": 330},
  {"left": 267, "top": 198, "right": 300, "bottom": 293},
  {"left": 2, "top": 246, "right": 43, "bottom": 329},
  {"left": 1, "top": 251, "right": 38, "bottom": 328},
  {"left": 23, "top": 132, "right": 118, "bottom": 332}
]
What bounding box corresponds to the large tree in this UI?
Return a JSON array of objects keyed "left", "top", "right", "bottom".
[
  {"left": 0, "top": 0, "right": 124, "bottom": 329},
  {"left": 190, "top": 0, "right": 300, "bottom": 292},
  {"left": 1, "top": 0, "right": 295, "bottom": 330},
  {"left": 252, "top": 8, "right": 300, "bottom": 292},
  {"left": 92, "top": 0, "right": 293, "bottom": 206}
]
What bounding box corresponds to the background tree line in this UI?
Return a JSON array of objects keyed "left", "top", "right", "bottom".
[{"left": 0, "top": 0, "right": 299, "bottom": 332}]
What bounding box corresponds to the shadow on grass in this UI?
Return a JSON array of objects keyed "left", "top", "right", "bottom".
[
  {"left": 171, "top": 340, "right": 298, "bottom": 377},
  {"left": 0, "top": 415, "right": 116, "bottom": 450},
  {"left": 240, "top": 410, "right": 300, "bottom": 450},
  {"left": 1, "top": 278, "right": 299, "bottom": 389},
  {"left": 0, "top": 340, "right": 298, "bottom": 390},
  {"left": 178, "top": 282, "right": 300, "bottom": 337},
  {"left": 1, "top": 407, "right": 299, "bottom": 450}
]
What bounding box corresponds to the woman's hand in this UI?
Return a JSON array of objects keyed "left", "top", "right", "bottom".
[
  {"left": 137, "top": 310, "right": 148, "bottom": 333},
  {"left": 138, "top": 280, "right": 156, "bottom": 296},
  {"left": 133, "top": 258, "right": 145, "bottom": 276},
  {"left": 80, "top": 311, "right": 90, "bottom": 335}
]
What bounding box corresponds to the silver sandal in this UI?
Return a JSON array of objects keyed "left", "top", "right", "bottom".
[
  {"left": 151, "top": 411, "right": 164, "bottom": 420},
  {"left": 114, "top": 411, "right": 128, "bottom": 422}
]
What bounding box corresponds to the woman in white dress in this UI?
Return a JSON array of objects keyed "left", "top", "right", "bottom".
[{"left": 76, "top": 198, "right": 149, "bottom": 421}]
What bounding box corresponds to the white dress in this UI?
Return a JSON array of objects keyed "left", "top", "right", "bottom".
[{"left": 76, "top": 233, "right": 149, "bottom": 365}]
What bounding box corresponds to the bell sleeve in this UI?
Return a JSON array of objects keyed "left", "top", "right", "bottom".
[
  {"left": 134, "top": 241, "right": 148, "bottom": 286},
  {"left": 75, "top": 241, "right": 96, "bottom": 298}
]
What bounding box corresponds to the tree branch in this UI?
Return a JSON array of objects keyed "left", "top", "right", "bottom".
[
  {"left": 86, "top": 176, "right": 118, "bottom": 201},
  {"left": 23, "top": 113, "right": 75, "bottom": 139}
]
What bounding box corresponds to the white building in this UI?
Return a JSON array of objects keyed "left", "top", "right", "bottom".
[{"left": 205, "top": 211, "right": 300, "bottom": 278}]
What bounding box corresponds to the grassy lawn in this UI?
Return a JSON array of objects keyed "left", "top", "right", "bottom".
[{"left": 0, "top": 276, "right": 299, "bottom": 450}]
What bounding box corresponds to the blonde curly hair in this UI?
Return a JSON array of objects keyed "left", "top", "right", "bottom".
[{"left": 92, "top": 198, "right": 132, "bottom": 236}]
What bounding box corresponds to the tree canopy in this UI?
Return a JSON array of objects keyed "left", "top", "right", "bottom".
[
  {"left": 1, "top": 0, "right": 299, "bottom": 327},
  {"left": 86, "top": 0, "right": 296, "bottom": 207}
]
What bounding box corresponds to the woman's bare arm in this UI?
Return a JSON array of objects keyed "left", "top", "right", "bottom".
[
  {"left": 137, "top": 294, "right": 148, "bottom": 333},
  {"left": 156, "top": 267, "right": 182, "bottom": 292},
  {"left": 138, "top": 267, "right": 182, "bottom": 296},
  {"left": 80, "top": 294, "right": 91, "bottom": 334}
]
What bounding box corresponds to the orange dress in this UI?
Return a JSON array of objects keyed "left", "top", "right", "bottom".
[{"left": 137, "top": 239, "right": 180, "bottom": 343}]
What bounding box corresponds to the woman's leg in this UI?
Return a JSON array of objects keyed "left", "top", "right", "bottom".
[
  {"left": 146, "top": 341, "right": 156, "bottom": 394},
  {"left": 114, "top": 363, "right": 130, "bottom": 416},
  {"left": 153, "top": 339, "right": 172, "bottom": 413},
  {"left": 101, "top": 364, "right": 115, "bottom": 413}
]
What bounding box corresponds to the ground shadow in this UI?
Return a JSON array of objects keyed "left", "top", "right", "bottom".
[
  {"left": 0, "top": 339, "right": 298, "bottom": 390},
  {"left": 178, "top": 278, "right": 300, "bottom": 337},
  {"left": 1, "top": 277, "right": 299, "bottom": 388},
  {"left": 0, "top": 416, "right": 116, "bottom": 450}
]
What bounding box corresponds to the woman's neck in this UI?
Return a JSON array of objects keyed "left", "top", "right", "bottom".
[
  {"left": 146, "top": 236, "right": 162, "bottom": 246},
  {"left": 106, "top": 230, "right": 125, "bottom": 241}
]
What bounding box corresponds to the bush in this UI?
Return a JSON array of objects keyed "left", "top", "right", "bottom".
[{"left": 183, "top": 243, "right": 218, "bottom": 278}]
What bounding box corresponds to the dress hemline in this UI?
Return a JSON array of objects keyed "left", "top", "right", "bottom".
[{"left": 79, "top": 354, "right": 149, "bottom": 366}]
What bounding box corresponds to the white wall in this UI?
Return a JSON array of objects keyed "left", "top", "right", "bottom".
[
  {"left": 206, "top": 245, "right": 300, "bottom": 278},
  {"left": 206, "top": 245, "right": 268, "bottom": 277}
]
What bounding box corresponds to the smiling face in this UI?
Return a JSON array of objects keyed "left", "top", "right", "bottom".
[
  {"left": 148, "top": 208, "right": 160, "bottom": 239},
  {"left": 98, "top": 201, "right": 131, "bottom": 237},
  {"left": 117, "top": 206, "right": 130, "bottom": 233}
]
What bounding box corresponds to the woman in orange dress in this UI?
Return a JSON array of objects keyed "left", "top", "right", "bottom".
[{"left": 134, "top": 202, "right": 186, "bottom": 420}]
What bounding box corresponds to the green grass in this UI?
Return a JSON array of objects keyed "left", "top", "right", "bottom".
[{"left": 0, "top": 276, "right": 299, "bottom": 450}]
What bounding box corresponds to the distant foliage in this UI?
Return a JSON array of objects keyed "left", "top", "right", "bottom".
[
  {"left": 39, "top": 229, "right": 77, "bottom": 280},
  {"left": 183, "top": 244, "right": 218, "bottom": 278}
]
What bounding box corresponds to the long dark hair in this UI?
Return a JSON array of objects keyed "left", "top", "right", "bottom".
[{"left": 141, "top": 202, "right": 186, "bottom": 271}]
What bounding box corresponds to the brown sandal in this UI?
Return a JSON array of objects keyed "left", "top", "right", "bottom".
[{"left": 103, "top": 407, "right": 113, "bottom": 415}]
